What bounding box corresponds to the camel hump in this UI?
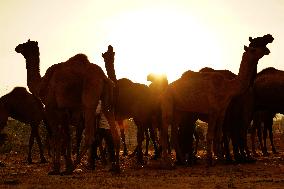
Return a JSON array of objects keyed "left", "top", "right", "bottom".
[
  {"left": 199, "top": 67, "right": 215, "bottom": 72},
  {"left": 11, "top": 87, "right": 28, "bottom": 94},
  {"left": 118, "top": 78, "right": 133, "bottom": 85},
  {"left": 258, "top": 67, "right": 277, "bottom": 76},
  {"left": 199, "top": 67, "right": 236, "bottom": 79},
  {"left": 181, "top": 70, "right": 197, "bottom": 79},
  {"left": 66, "top": 54, "right": 90, "bottom": 64},
  {"left": 7, "top": 87, "right": 34, "bottom": 98}
]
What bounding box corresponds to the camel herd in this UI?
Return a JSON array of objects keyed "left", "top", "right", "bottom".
[{"left": 0, "top": 34, "right": 281, "bottom": 175}]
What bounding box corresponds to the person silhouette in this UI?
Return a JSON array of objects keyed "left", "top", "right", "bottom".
[{"left": 87, "top": 100, "right": 116, "bottom": 171}]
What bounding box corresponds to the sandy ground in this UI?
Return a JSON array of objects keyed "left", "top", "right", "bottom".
[{"left": 1, "top": 132, "right": 284, "bottom": 189}]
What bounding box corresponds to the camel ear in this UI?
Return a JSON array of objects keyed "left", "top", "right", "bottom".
[
  {"left": 244, "top": 45, "right": 248, "bottom": 51},
  {"left": 28, "top": 39, "right": 30, "bottom": 42},
  {"left": 249, "top": 37, "right": 252, "bottom": 42}
]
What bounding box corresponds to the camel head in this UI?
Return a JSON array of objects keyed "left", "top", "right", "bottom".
[
  {"left": 15, "top": 39, "right": 39, "bottom": 59},
  {"left": 249, "top": 34, "right": 274, "bottom": 55},
  {"left": 102, "top": 45, "right": 115, "bottom": 64},
  {"left": 243, "top": 45, "right": 269, "bottom": 62}
]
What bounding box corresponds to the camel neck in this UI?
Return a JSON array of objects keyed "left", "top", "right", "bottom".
[
  {"left": 105, "top": 60, "right": 117, "bottom": 82},
  {"left": 25, "top": 56, "right": 42, "bottom": 96},
  {"left": 232, "top": 52, "right": 258, "bottom": 95}
]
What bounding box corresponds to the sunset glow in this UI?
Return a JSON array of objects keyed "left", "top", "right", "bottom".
[
  {"left": 0, "top": 0, "right": 283, "bottom": 95},
  {"left": 103, "top": 7, "right": 224, "bottom": 82}
]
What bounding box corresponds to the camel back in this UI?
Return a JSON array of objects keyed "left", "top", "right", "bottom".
[{"left": 199, "top": 67, "right": 236, "bottom": 79}]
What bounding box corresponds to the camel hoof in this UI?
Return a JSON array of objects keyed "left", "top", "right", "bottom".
[
  {"left": 252, "top": 152, "right": 260, "bottom": 157},
  {"left": 206, "top": 157, "right": 213, "bottom": 167},
  {"left": 109, "top": 163, "right": 120, "bottom": 174},
  {"left": 40, "top": 158, "right": 48, "bottom": 164},
  {"left": 175, "top": 160, "right": 186, "bottom": 166},
  {"left": 48, "top": 170, "right": 61, "bottom": 175},
  {"left": 247, "top": 156, "right": 257, "bottom": 162},
  {"left": 151, "top": 154, "right": 160, "bottom": 160},
  {"left": 85, "top": 164, "right": 96, "bottom": 170},
  {"left": 27, "top": 158, "right": 32, "bottom": 164},
  {"left": 263, "top": 151, "right": 269, "bottom": 157},
  {"left": 61, "top": 169, "right": 73, "bottom": 175}
]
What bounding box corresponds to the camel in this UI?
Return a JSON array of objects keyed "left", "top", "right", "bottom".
[
  {"left": 250, "top": 67, "right": 284, "bottom": 155},
  {"left": 114, "top": 78, "right": 160, "bottom": 163},
  {"left": 15, "top": 40, "right": 119, "bottom": 175},
  {"left": 251, "top": 110, "right": 277, "bottom": 156},
  {"left": 170, "top": 35, "right": 274, "bottom": 165},
  {"left": 199, "top": 67, "right": 251, "bottom": 163},
  {"left": 102, "top": 47, "right": 161, "bottom": 163},
  {"left": 0, "top": 87, "right": 49, "bottom": 164},
  {"left": 161, "top": 45, "right": 271, "bottom": 166},
  {"left": 102, "top": 46, "right": 128, "bottom": 156}
]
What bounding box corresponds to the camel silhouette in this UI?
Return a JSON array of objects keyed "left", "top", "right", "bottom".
[
  {"left": 251, "top": 111, "right": 277, "bottom": 156},
  {"left": 0, "top": 87, "right": 49, "bottom": 164},
  {"left": 102, "top": 46, "right": 162, "bottom": 163},
  {"left": 160, "top": 44, "right": 270, "bottom": 166},
  {"left": 15, "top": 40, "right": 119, "bottom": 175},
  {"left": 251, "top": 67, "right": 284, "bottom": 156}
]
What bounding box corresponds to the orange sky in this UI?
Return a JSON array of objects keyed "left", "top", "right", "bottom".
[{"left": 0, "top": 0, "right": 283, "bottom": 96}]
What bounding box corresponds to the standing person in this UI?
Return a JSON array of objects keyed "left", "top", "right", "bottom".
[{"left": 87, "top": 100, "right": 117, "bottom": 172}]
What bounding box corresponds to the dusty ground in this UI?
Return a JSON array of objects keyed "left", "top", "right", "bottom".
[{"left": 1, "top": 149, "right": 284, "bottom": 189}]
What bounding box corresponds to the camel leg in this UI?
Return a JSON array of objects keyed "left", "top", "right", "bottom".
[
  {"left": 76, "top": 123, "right": 84, "bottom": 157},
  {"left": 104, "top": 111, "right": 120, "bottom": 173},
  {"left": 171, "top": 120, "right": 185, "bottom": 165},
  {"left": 149, "top": 125, "right": 160, "bottom": 159},
  {"left": 48, "top": 120, "right": 61, "bottom": 175},
  {"left": 62, "top": 123, "right": 74, "bottom": 175},
  {"left": 73, "top": 106, "right": 97, "bottom": 170},
  {"left": 27, "top": 126, "right": 36, "bottom": 164},
  {"left": 256, "top": 125, "right": 263, "bottom": 154},
  {"left": 120, "top": 128, "right": 128, "bottom": 156},
  {"left": 87, "top": 140, "right": 98, "bottom": 170},
  {"left": 161, "top": 111, "right": 171, "bottom": 160},
  {"left": 117, "top": 120, "right": 128, "bottom": 156},
  {"left": 144, "top": 128, "right": 150, "bottom": 156},
  {"left": 33, "top": 124, "right": 47, "bottom": 163},
  {"left": 251, "top": 127, "right": 257, "bottom": 155},
  {"left": 206, "top": 113, "right": 219, "bottom": 166},
  {"left": 135, "top": 123, "right": 145, "bottom": 164},
  {"left": 181, "top": 118, "right": 195, "bottom": 166},
  {"left": 194, "top": 133, "right": 199, "bottom": 157},
  {"left": 222, "top": 135, "right": 232, "bottom": 162},
  {"left": 262, "top": 125, "right": 269, "bottom": 156},
  {"left": 267, "top": 119, "right": 277, "bottom": 154},
  {"left": 214, "top": 112, "right": 227, "bottom": 162}
]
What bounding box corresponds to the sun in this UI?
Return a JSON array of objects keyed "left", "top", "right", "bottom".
[{"left": 103, "top": 7, "right": 224, "bottom": 84}]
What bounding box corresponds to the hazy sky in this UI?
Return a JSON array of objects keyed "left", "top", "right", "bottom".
[{"left": 0, "top": 0, "right": 283, "bottom": 96}]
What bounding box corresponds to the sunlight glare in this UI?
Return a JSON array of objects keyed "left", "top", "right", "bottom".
[{"left": 103, "top": 7, "right": 224, "bottom": 83}]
